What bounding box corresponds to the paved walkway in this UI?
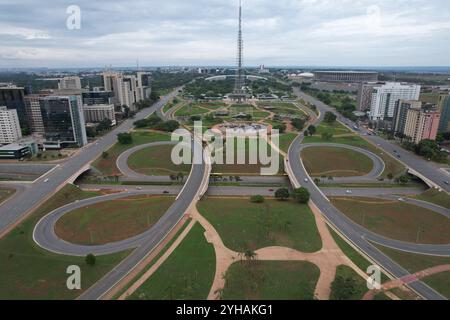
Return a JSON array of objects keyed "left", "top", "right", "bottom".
[{"left": 363, "top": 264, "right": 450, "bottom": 300}]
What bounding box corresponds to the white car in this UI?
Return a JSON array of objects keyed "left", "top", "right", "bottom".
[
  {"left": 346, "top": 190, "right": 353, "bottom": 194},
  {"left": 398, "top": 198, "right": 405, "bottom": 202},
  {"left": 43, "top": 179, "right": 49, "bottom": 183},
  {"left": 304, "top": 178, "right": 309, "bottom": 183}
]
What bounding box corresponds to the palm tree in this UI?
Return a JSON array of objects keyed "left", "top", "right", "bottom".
[{"left": 244, "top": 249, "right": 257, "bottom": 261}]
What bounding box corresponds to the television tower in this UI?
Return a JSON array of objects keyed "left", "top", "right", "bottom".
[{"left": 233, "top": 0, "right": 246, "bottom": 101}]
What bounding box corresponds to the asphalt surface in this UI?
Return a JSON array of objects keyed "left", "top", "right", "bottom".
[
  {"left": 288, "top": 88, "right": 450, "bottom": 300},
  {"left": 296, "top": 88, "right": 450, "bottom": 193},
  {"left": 116, "top": 141, "right": 181, "bottom": 181},
  {"left": 0, "top": 89, "right": 181, "bottom": 236}
]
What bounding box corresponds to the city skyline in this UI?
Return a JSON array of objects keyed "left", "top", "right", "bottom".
[{"left": 1, "top": 0, "right": 450, "bottom": 68}]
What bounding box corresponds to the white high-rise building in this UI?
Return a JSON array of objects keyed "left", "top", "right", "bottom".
[
  {"left": 103, "top": 72, "right": 146, "bottom": 111},
  {"left": 0, "top": 106, "right": 22, "bottom": 144},
  {"left": 368, "top": 82, "right": 421, "bottom": 121},
  {"left": 58, "top": 76, "right": 82, "bottom": 90}
]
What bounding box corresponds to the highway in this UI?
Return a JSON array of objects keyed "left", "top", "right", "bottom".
[
  {"left": 0, "top": 89, "right": 181, "bottom": 237},
  {"left": 287, "top": 88, "right": 450, "bottom": 300},
  {"left": 295, "top": 88, "right": 450, "bottom": 193}
]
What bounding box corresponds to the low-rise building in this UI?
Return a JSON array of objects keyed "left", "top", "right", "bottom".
[{"left": 83, "top": 104, "right": 116, "bottom": 126}]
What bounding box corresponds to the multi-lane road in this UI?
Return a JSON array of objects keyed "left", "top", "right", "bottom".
[
  {"left": 295, "top": 88, "right": 450, "bottom": 193},
  {"left": 0, "top": 89, "right": 181, "bottom": 237},
  {"left": 287, "top": 88, "right": 450, "bottom": 300}
]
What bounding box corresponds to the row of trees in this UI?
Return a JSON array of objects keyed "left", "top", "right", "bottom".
[
  {"left": 402, "top": 139, "right": 448, "bottom": 163},
  {"left": 134, "top": 115, "right": 180, "bottom": 133}
]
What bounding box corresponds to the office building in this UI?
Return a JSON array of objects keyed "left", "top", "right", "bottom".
[
  {"left": 58, "top": 76, "right": 82, "bottom": 90},
  {"left": 367, "top": 82, "right": 421, "bottom": 121},
  {"left": 82, "top": 91, "right": 114, "bottom": 106},
  {"left": 136, "top": 72, "right": 152, "bottom": 100},
  {"left": 83, "top": 104, "right": 116, "bottom": 126},
  {"left": 393, "top": 100, "right": 422, "bottom": 136},
  {"left": 39, "top": 96, "right": 88, "bottom": 148},
  {"left": 103, "top": 71, "right": 150, "bottom": 111},
  {"left": 439, "top": 96, "right": 450, "bottom": 133},
  {"left": 0, "top": 106, "right": 22, "bottom": 144},
  {"left": 24, "top": 94, "right": 47, "bottom": 134},
  {"left": 0, "top": 84, "right": 27, "bottom": 129},
  {"left": 314, "top": 71, "right": 378, "bottom": 83},
  {"left": 402, "top": 105, "right": 440, "bottom": 144}
]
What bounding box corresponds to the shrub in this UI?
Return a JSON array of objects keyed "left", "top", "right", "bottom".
[
  {"left": 293, "top": 187, "right": 310, "bottom": 204},
  {"left": 250, "top": 195, "right": 265, "bottom": 203}
]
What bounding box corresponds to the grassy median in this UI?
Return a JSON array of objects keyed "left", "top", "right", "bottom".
[
  {"left": 198, "top": 197, "right": 322, "bottom": 253},
  {"left": 0, "top": 184, "right": 130, "bottom": 300},
  {"left": 128, "top": 223, "right": 215, "bottom": 300},
  {"left": 55, "top": 196, "right": 175, "bottom": 245},
  {"left": 222, "top": 260, "right": 319, "bottom": 300}
]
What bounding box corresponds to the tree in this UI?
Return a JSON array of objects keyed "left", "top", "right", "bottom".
[
  {"left": 273, "top": 124, "right": 287, "bottom": 134},
  {"left": 304, "top": 130, "right": 310, "bottom": 137},
  {"left": 324, "top": 112, "right": 337, "bottom": 124},
  {"left": 330, "top": 275, "right": 361, "bottom": 300},
  {"left": 308, "top": 125, "right": 317, "bottom": 135},
  {"left": 85, "top": 254, "right": 96, "bottom": 266},
  {"left": 250, "top": 195, "right": 265, "bottom": 203},
  {"left": 102, "top": 151, "right": 109, "bottom": 159},
  {"left": 387, "top": 173, "right": 394, "bottom": 180},
  {"left": 293, "top": 187, "right": 310, "bottom": 204},
  {"left": 291, "top": 118, "right": 306, "bottom": 131},
  {"left": 275, "top": 188, "right": 290, "bottom": 201},
  {"left": 156, "top": 120, "right": 180, "bottom": 132},
  {"left": 117, "top": 133, "right": 133, "bottom": 145},
  {"left": 244, "top": 249, "right": 257, "bottom": 261},
  {"left": 321, "top": 132, "right": 334, "bottom": 141}
]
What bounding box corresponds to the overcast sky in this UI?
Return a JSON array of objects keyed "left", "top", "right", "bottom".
[{"left": 1, "top": 0, "right": 450, "bottom": 68}]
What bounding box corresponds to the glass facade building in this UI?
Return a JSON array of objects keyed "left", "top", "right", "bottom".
[{"left": 40, "top": 96, "right": 87, "bottom": 147}]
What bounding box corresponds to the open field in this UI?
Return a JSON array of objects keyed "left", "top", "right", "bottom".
[
  {"left": 278, "top": 133, "right": 298, "bottom": 153},
  {"left": 304, "top": 135, "right": 405, "bottom": 178},
  {"left": 0, "top": 184, "right": 130, "bottom": 300},
  {"left": 316, "top": 122, "right": 352, "bottom": 136},
  {"left": 92, "top": 131, "right": 171, "bottom": 176},
  {"left": 301, "top": 146, "right": 374, "bottom": 177},
  {"left": 127, "top": 144, "right": 191, "bottom": 176},
  {"left": 414, "top": 189, "right": 450, "bottom": 209},
  {"left": 373, "top": 244, "right": 450, "bottom": 299},
  {"left": 212, "top": 138, "right": 284, "bottom": 175},
  {"left": 175, "top": 105, "right": 211, "bottom": 117},
  {"left": 55, "top": 196, "right": 174, "bottom": 245},
  {"left": 331, "top": 197, "right": 450, "bottom": 244},
  {"left": 222, "top": 261, "right": 319, "bottom": 300},
  {"left": 128, "top": 223, "right": 215, "bottom": 300},
  {"left": 0, "top": 188, "right": 15, "bottom": 204},
  {"left": 330, "top": 265, "right": 368, "bottom": 300},
  {"left": 198, "top": 198, "right": 322, "bottom": 253}
]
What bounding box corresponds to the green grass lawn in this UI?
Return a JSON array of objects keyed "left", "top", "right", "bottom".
[
  {"left": 222, "top": 261, "right": 319, "bottom": 300},
  {"left": 423, "top": 271, "right": 450, "bottom": 299},
  {"left": 127, "top": 144, "right": 191, "bottom": 176},
  {"left": 331, "top": 197, "right": 450, "bottom": 244},
  {"left": 55, "top": 196, "right": 174, "bottom": 245},
  {"left": 329, "top": 227, "right": 389, "bottom": 283},
  {"left": 316, "top": 122, "right": 352, "bottom": 136},
  {"left": 198, "top": 198, "right": 322, "bottom": 253},
  {"left": 414, "top": 189, "right": 450, "bottom": 209},
  {"left": 92, "top": 131, "right": 172, "bottom": 176},
  {"left": 303, "top": 135, "right": 405, "bottom": 178},
  {"left": 330, "top": 265, "right": 368, "bottom": 300},
  {"left": 175, "top": 105, "right": 211, "bottom": 117},
  {"left": 372, "top": 243, "right": 450, "bottom": 299},
  {"left": 0, "top": 187, "right": 15, "bottom": 204},
  {"left": 128, "top": 223, "right": 215, "bottom": 300},
  {"left": 301, "top": 146, "right": 374, "bottom": 177},
  {"left": 278, "top": 133, "right": 298, "bottom": 153},
  {"left": 0, "top": 184, "right": 130, "bottom": 300},
  {"left": 212, "top": 137, "right": 284, "bottom": 175}
]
